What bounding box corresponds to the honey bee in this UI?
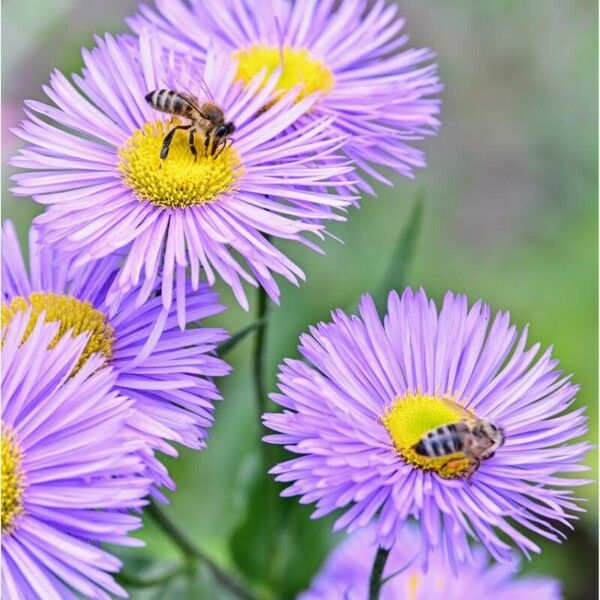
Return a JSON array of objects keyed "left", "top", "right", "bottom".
[
  {"left": 412, "top": 399, "right": 505, "bottom": 480},
  {"left": 145, "top": 85, "right": 236, "bottom": 161}
]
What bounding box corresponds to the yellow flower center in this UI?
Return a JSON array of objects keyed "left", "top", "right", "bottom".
[
  {"left": 1, "top": 427, "right": 25, "bottom": 532},
  {"left": 381, "top": 393, "right": 473, "bottom": 479},
  {"left": 233, "top": 45, "right": 335, "bottom": 102},
  {"left": 119, "top": 120, "right": 241, "bottom": 209},
  {"left": 1, "top": 293, "right": 115, "bottom": 373}
]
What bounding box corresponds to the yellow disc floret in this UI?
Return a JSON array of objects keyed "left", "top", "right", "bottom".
[
  {"left": 381, "top": 392, "right": 473, "bottom": 479},
  {"left": 1, "top": 293, "right": 115, "bottom": 373},
  {"left": 1, "top": 427, "right": 25, "bottom": 532},
  {"left": 119, "top": 121, "right": 241, "bottom": 209},
  {"left": 234, "top": 45, "right": 335, "bottom": 102}
]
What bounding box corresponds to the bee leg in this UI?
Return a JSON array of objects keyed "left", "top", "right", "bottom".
[
  {"left": 204, "top": 133, "right": 211, "bottom": 158},
  {"left": 439, "top": 457, "right": 478, "bottom": 483},
  {"left": 160, "top": 124, "right": 191, "bottom": 160},
  {"left": 463, "top": 458, "right": 480, "bottom": 484},
  {"left": 188, "top": 129, "right": 198, "bottom": 161},
  {"left": 440, "top": 457, "right": 464, "bottom": 471}
]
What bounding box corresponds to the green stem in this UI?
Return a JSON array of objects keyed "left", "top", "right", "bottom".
[
  {"left": 147, "top": 501, "right": 257, "bottom": 600},
  {"left": 368, "top": 546, "right": 391, "bottom": 600},
  {"left": 373, "top": 192, "right": 424, "bottom": 317},
  {"left": 252, "top": 284, "right": 269, "bottom": 416}
]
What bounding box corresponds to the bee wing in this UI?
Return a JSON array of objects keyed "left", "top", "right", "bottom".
[
  {"left": 439, "top": 396, "right": 477, "bottom": 423},
  {"left": 160, "top": 55, "right": 213, "bottom": 119},
  {"left": 180, "top": 92, "right": 211, "bottom": 121},
  {"left": 175, "top": 57, "right": 215, "bottom": 103},
  {"left": 453, "top": 421, "right": 472, "bottom": 434},
  {"left": 195, "top": 75, "right": 216, "bottom": 104}
]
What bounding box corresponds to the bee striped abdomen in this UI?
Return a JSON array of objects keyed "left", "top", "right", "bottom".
[
  {"left": 144, "top": 89, "right": 193, "bottom": 117},
  {"left": 414, "top": 423, "right": 465, "bottom": 457}
]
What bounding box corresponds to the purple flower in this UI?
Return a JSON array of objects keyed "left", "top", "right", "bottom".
[
  {"left": 264, "top": 289, "right": 591, "bottom": 567},
  {"left": 299, "top": 524, "right": 562, "bottom": 600},
  {"left": 2, "top": 220, "right": 231, "bottom": 498},
  {"left": 10, "top": 32, "right": 355, "bottom": 311},
  {"left": 1, "top": 311, "right": 150, "bottom": 599},
  {"left": 129, "top": 0, "right": 442, "bottom": 192}
]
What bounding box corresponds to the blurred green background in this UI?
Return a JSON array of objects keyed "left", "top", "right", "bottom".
[{"left": 2, "top": 1, "right": 597, "bottom": 598}]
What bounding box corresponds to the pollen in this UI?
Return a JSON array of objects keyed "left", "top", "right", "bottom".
[
  {"left": 1, "top": 293, "right": 115, "bottom": 373},
  {"left": 119, "top": 121, "right": 241, "bottom": 209},
  {"left": 408, "top": 573, "right": 420, "bottom": 600},
  {"left": 381, "top": 392, "right": 473, "bottom": 479},
  {"left": 1, "top": 427, "right": 25, "bottom": 533},
  {"left": 233, "top": 45, "right": 335, "bottom": 102}
]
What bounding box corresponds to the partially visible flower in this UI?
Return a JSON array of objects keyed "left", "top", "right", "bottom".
[
  {"left": 264, "top": 288, "right": 591, "bottom": 566},
  {"left": 1, "top": 311, "right": 149, "bottom": 599},
  {"left": 129, "top": 0, "right": 442, "bottom": 192},
  {"left": 2, "top": 220, "right": 231, "bottom": 498},
  {"left": 10, "top": 32, "right": 355, "bottom": 312},
  {"left": 299, "top": 524, "right": 562, "bottom": 600}
]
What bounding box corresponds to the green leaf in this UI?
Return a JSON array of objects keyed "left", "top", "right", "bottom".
[
  {"left": 116, "top": 559, "right": 199, "bottom": 600},
  {"left": 124, "top": 569, "right": 224, "bottom": 600},
  {"left": 116, "top": 563, "right": 188, "bottom": 589},
  {"left": 372, "top": 190, "right": 425, "bottom": 316},
  {"left": 229, "top": 454, "right": 338, "bottom": 599}
]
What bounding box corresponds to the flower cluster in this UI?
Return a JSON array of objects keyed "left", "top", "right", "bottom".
[
  {"left": 11, "top": 31, "right": 356, "bottom": 312},
  {"left": 264, "top": 290, "right": 590, "bottom": 567},
  {"left": 3, "top": 1, "right": 590, "bottom": 598},
  {"left": 129, "top": 0, "right": 443, "bottom": 191},
  {"left": 1, "top": 311, "right": 150, "bottom": 599},
  {"left": 2, "top": 220, "right": 231, "bottom": 499}
]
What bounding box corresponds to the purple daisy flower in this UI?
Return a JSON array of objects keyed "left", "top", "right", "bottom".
[
  {"left": 299, "top": 523, "right": 562, "bottom": 600},
  {"left": 129, "top": 0, "right": 442, "bottom": 191},
  {"left": 2, "top": 220, "right": 231, "bottom": 498},
  {"left": 264, "top": 288, "right": 591, "bottom": 567},
  {"left": 10, "top": 31, "right": 355, "bottom": 311},
  {"left": 1, "top": 311, "right": 150, "bottom": 599}
]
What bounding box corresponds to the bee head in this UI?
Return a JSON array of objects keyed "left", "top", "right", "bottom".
[
  {"left": 487, "top": 422, "right": 505, "bottom": 446},
  {"left": 215, "top": 122, "right": 236, "bottom": 139}
]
